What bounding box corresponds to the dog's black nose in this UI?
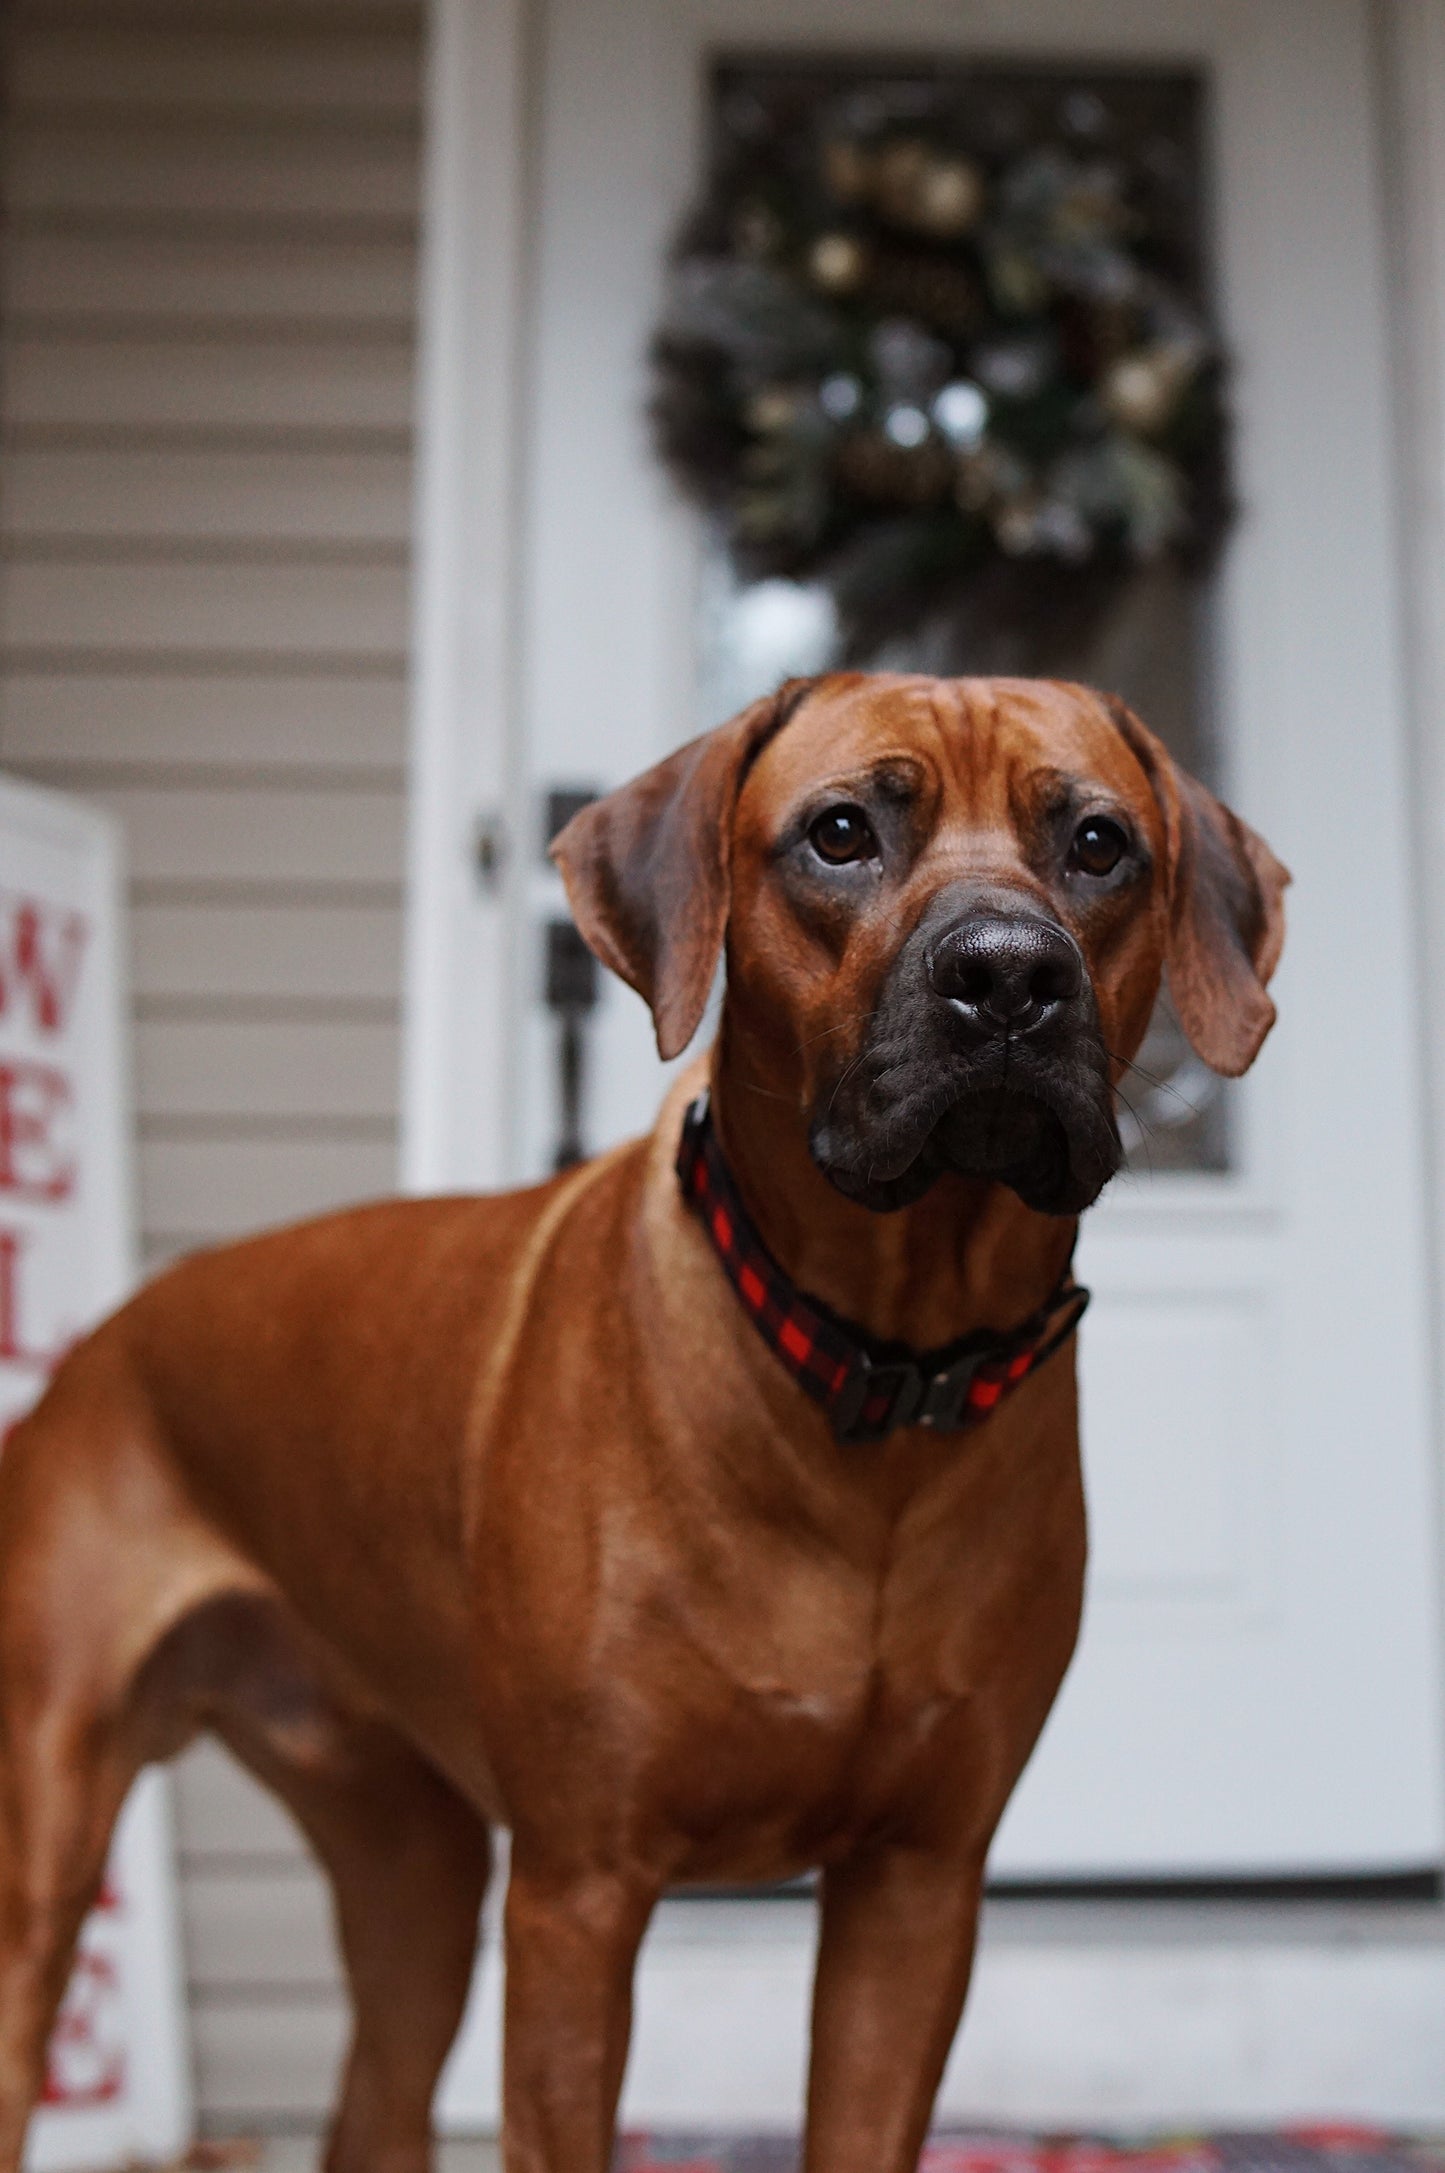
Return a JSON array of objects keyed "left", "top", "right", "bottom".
[{"left": 929, "top": 913, "right": 1083, "bottom": 1032}]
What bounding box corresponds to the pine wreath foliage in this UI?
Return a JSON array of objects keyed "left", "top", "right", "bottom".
[{"left": 649, "top": 67, "right": 1231, "bottom": 666}]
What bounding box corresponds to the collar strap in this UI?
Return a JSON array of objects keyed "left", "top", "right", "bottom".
[{"left": 676, "top": 1093, "right": 1089, "bottom": 1446}]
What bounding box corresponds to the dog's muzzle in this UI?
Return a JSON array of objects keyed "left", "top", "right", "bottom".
[{"left": 808, "top": 889, "right": 1122, "bottom": 1218}]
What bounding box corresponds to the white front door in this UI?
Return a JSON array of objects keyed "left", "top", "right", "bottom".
[
  {"left": 409, "top": 0, "right": 1445, "bottom": 2128},
  {"left": 494, "top": 0, "right": 1442, "bottom": 1889}
]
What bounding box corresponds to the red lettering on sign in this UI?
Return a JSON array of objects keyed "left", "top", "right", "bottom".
[
  {"left": 0, "top": 1227, "right": 55, "bottom": 1371},
  {"left": 40, "top": 1945, "right": 126, "bottom": 2107},
  {"left": 0, "top": 1061, "right": 75, "bottom": 1202},
  {"left": 0, "top": 895, "right": 87, "bottom": 1038}
]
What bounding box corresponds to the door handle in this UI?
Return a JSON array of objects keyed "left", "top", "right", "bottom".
[
  {"left": 472, "top": 809, "right": 508, "bottom": 894},
  {"left": 542, "top": 786, "right": 601, "bottom": 1172},
  {"left": 544, "top": 919, "right": 599, "bottom": 1171}
]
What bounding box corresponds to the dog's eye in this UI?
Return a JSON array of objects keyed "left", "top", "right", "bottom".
[
  {"left": 1071, "top": 816, "right": 1128, "bottom": 878},
  {"left": 809, "top": 805, "right": 877, "bottom": 866}
]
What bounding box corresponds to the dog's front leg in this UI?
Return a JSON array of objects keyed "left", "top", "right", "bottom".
[
  {"left": 501, "top": 1855, "right": 658, "bottom": 2173},
  {"left": 803, "top": 1841, "right": 987, "bottom": 2173}
]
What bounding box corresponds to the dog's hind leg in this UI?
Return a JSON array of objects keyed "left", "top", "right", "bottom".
[
  {"left": 0, "top": 1328, "right": 488, "bottom": 2173},
  {"left": 192, "top": 1598, "right": 491, "bottom": 2173},
  {"left": 0, "top": 1697, "right": 140, "bottom": 2173},
  {"left": 305, "top": 1751, "right": 489, "bottom": 2173},
  {"left": 0, "top": 1339, "right": 224, "bottom": 2173}
]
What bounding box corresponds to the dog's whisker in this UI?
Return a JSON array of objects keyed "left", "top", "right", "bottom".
[
  {"left": 792, "top": 1009, "right": 876, "bottom": 1058},
  {"left": 1113, "top": 1083, "right": 1158, "bottom": 1177},
  {"left": 1107, "top": 1047, "right": 1203, "bottom": 1120},
  {"left": 824, "top": 1046, "right": 873, "bottom": 1121}
]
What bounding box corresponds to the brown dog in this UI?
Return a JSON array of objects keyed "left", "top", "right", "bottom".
[{"left": 0, "top": 676, "right": 1286, "bottom": 2173}]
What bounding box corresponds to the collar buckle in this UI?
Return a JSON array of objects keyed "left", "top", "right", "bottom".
[
  {"left": 830, "top": 1358, "right": 923, "bottom": 1444},
  {"left": 830, "top": 1348, "right": 985, "bottom": 1444},
  {"left": 917, "top": 1350, "right": 983, "bottom": 1431}
]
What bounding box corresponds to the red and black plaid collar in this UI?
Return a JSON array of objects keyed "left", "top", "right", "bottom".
[{"left": 676, "top": 1092, "right": 1089, "bottom": 1445}]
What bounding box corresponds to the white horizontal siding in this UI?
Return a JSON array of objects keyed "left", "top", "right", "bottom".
[
  {"left": 139, "top": 1136, "right": 399, "bottom": 1245},
  {"left": 8, "top": 122, "right": 420, "bottom": 219},
  {"left": 186, "top": 1868, "right": 342, "bottom": 1992},
  {"left": 5, "top": 333, "right": 413, "bottom": 431},
  {"left": 71, "top": 782, "right": 406, "bottom": 889},
  {"left": 191, "top": 2001, "right": 349, "bottom": 2128},
  {"left": 137, "top": 1018, "right": 399, "bottom": 1121},
  {"left": 8, "top": 228, "right": 418, "bottom": 325},
  {"left": 10, "top": 22, "right": 421, "bottom": 114},
  {"left": 0, "top": 674, "right": 408, "bottom": 768},
  {"left": 0, "top": 0, "right": 424, "bottom": 2126},
  {"left": 2, "top": 447, "right": 412, "bottom": 542},
  {"left": 0, "top": 560, "right": 410, "bottom": 659},
  {"left": 130, "top": 901, "right": 403, "bottom": 1005}
]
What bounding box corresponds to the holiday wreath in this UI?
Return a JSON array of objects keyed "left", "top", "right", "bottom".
[{"left": 650, "top": 68, "right": 1230, "bottom": 669}]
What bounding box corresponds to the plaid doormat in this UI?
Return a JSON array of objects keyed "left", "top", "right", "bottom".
[{"left": 617, "top": 2130, "right": 1445, "bottom": 2173}]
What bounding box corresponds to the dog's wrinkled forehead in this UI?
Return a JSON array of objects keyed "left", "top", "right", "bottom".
[
  {"left": 736, "top": 673, "right": 1154, "bottom": 847},
  {"left": 551, "top": 667, "right": 1286, "bottom": 1079}
]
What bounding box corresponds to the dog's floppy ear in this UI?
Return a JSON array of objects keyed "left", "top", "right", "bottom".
[
  {"left": 550, "top": 682, "right": 811, "bottom": 1059},
  {"left": 1107, "top": 697, "right": 1290, "bottom": 1077}
]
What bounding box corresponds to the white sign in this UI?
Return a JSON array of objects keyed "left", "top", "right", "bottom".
[{"left": 0, "top": 773, "right": 191, "bottom": 2170}]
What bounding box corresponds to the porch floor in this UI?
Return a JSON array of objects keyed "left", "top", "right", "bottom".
[
  {"left": 251, "top": 2146, "right": 500, "bottom": 2173},
  {"left": 216, "top": 1895, "right": 1445, "bottom": 2147},
  {"left": 240, "top": 2124, "right": 1445, "bottom": 2173}
]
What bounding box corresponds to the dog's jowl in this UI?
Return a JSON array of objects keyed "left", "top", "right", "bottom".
[{"left": 0, "top": 677, "right": 1286, "bottom": 2173}]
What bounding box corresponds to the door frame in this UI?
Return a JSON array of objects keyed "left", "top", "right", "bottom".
[
  {"left": 405, "top": 0, "right": 1445, "bottom": 2120},
  {"left": 400, "top": 0, "right": 529, "bottom": 1192},
  {"left": 1384, "top": 0, "right": 1445, "bottom": 1575}
]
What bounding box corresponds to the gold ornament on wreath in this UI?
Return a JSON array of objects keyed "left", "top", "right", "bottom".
[{"left": 650, "top": 71, "right": 1231, "bottom": 667}]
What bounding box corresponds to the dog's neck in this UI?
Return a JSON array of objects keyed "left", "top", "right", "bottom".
[{"left": 708, "top": 1010, "right": 1077, "bottom": 1351}]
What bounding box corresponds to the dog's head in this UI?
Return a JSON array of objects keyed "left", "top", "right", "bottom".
[{"left": 552, "top": 674, "right": 1289, "bottom": 1218}]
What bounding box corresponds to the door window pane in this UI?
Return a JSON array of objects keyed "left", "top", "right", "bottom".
[{"left": 674, "top": 58, "right": 1228, "bottom": 1172}]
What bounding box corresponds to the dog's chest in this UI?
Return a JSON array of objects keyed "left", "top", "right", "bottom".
[{"left": 629, "top": 1534, "right": 1008, "bottom": 1875}]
